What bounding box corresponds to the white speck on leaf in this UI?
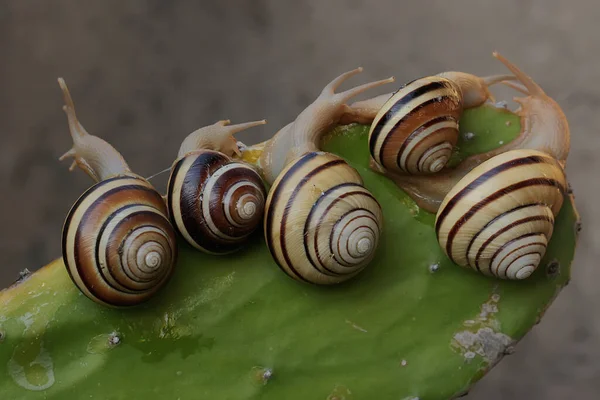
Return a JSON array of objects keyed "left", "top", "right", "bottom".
[
  {"left": 498, "top": 140, "right": 504, "bottom": 145},
  {"left": 463, "top": 132, "right": 475, "bottom": 140},
  {"left": 251, "top": 366, "right": 273, "bottom": 386},
  {"left": 345, "top": 319, "right": 367, "bottom": 333},
  {"left": 19, "top": 312, "right": 35, "bottom": 331},
  {"left": 108, "top": 332, "right": 120, "bottom": 346},
  {"left": 400, "top": 359, "right": 407, "bottom": 366},
  {"left": 263, "top": 369, "right": 273, "bottom": 380},
  {"left": 429, "top": 263, "right": 440, "bottom": 273}
]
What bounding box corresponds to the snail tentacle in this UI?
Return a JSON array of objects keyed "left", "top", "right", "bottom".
[{"left": 57, "top": 78, "right": 131, "bottom": 182}]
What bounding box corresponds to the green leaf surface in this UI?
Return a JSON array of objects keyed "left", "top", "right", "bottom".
[{"left": 0, "top": 105, "right": 580, "bottom": 400}]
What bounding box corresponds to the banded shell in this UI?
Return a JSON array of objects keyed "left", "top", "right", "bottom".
[
  {"left": 62, "top": 175, "right": 177, "bottom": 307},
  {"left": 369, "top": 76, "right": 463, "bottom": 174},
  {"left": 435, "top": 149, "right": 567, "bottom": 280},
  {"left": 264, "top": 151, "right": 383, "bottom": 285},
  {"left": 167, "top": 150, "right": 266, "bottom": 254}
]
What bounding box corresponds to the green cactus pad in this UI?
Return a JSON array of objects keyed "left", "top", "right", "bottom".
[{"left": 0, "top": 104, "right": 580, "bottom": 400}]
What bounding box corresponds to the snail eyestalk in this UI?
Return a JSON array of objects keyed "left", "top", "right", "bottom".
[{"left": 57, "top": 78, "right": 131, "bottom": 182}]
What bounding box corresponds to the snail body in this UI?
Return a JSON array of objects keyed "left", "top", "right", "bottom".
[
  {"left": 166, "top": 120, "right": 268, "bottom": 254},
  {"left": 258, "top": 68, "right": 394, "bottom": 284},
  {"left": 58, "top": 78, "right": 177, "bottom": 307},
  {"left": 435, "top": 149, "right": 566, "bottom": 280}
]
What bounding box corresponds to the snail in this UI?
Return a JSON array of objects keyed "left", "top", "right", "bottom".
[
  {"left": 256, "top": 68, "right": 395, "bottom": 284},
  {"left": 58, "top": 78, "right": 177, "bottom": 307},
  {"left": 366, "top": 70, "right": 517, "bottom": 175},
  {"left": 345, "top": 51, "right": 570, "bottom": 213},
  {"left": 166, "top": 119, "right": 268, "bottom": 254},
  {"left": 435, "top": 148, "right": 567, "bottom": 280}
]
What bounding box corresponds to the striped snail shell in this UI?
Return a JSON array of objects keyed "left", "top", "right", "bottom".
[
  {"left": 265, "top": 151, "right": 383, "bottom": 285},
  {"left": 167, "top": 150, "right": 267, "bottom": 254},
  {"left": 368, "top": 76, "right": 463, "bottom": 175},
  {"left": 435, "top": 149, "right": 567, "bottom": 280},
  {"left": 63, "top": 175, "right": 178, "bottom": 306}
]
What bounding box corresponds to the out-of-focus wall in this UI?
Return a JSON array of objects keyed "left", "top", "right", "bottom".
[{"left": 1, "top": 1, "right": 599, "bottom": 398}]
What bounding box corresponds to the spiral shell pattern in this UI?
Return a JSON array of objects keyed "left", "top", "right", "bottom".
[
  {"left": 435, "top": 149, "right": 567, "bottom": 280},
  {"left": 265, "top": 152, "right": 383, "bottom": 285},
  {"left": 369, "top": 76, "right": 462, "bottom": 174},
  {"left": 62, "top": 175, "right": 177, "bottom": 307},
  {"left": 167, "top": 150, "right": 266, "bottom": 254}
]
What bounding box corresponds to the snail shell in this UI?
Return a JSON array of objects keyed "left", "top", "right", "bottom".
[
  {"left": 167, "top": 150, "right": 266, "bottom": 254},
  {"left": 369, "top": 76, "right": 463, "bottom": 174},
  {"left": 435, "top": 149, "right": 566, "bottom": 280},
  {"left": 62, "top": 175, "right": 178, "bottom": 307},
  {"left": 264, "top": 151, "right": 383, "bottom": 285}
]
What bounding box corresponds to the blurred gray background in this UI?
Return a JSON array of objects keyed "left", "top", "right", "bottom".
[{"left": 1, "top": 1, "right": 599, "bottom": 398}]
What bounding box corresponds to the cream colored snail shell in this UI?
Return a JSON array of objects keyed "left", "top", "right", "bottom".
[
  {"left": 62, "top": 175, "right": 178, "bottom": 307},
  {"left": 167, "top": 150, "right": 267, "bottom": 254},
  {"left": 435, "top": 149, "right": 567, "bottom": 280},
  {"left": 264, "top": 151, "right": 383, "bottom": 285},
  {"left": 368, "top": 76, "right": 463, "bottom": 175}
]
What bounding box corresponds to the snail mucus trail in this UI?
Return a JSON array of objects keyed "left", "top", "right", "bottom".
[
  {"left": 58, "top": 78, "right": 178, "bottom": 307},
  {"left": 166, "top": 119, "right": 268, "bottom": 255},
  {"left": 254, "top": 67, "right": 395, "bottom": 285}
]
